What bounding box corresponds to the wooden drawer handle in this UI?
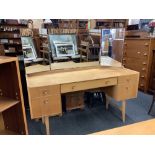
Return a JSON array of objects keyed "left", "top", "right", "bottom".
[
  {"left": 144, "top": 53, "right": 147, "bottom": 56},
  {"left": 42, "top": 90, "right": 48, "bottom": 95},
  {"left": 105, "top": 81, "right": 110, "bottom": 84},
  {"left": 141, "top": 75, "right": 145, "bottom": 78},
  {"left": 126, "top": 79, "right": 130, "bottom": 82},
  {"left": 140, "top": 84, "right": 144, "bottom": 87},
  {"left": 142, "top": 62, "right": 146, "bottom": 65},
  {"left": 43, "top": 100, "right": 48, "bottom": 104},
  {"left": 72, "top": 86, "right": 75, "bottom": 90},
  {"left": 137, "top": 52, "right": 140, "bottom": 54},
  {"left": 144, "top": 43, "right": 149, "bottom": 46},
  {"left": 142, "top": 68, "right": 146, "bottom": 71}
]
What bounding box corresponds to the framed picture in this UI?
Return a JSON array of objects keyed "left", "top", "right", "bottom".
[
  {"left": 49, "top": 34, "right": 77, "bottom": 57},
  {"left": 21, "top": 37, "right": 37, "bottom": 61}
]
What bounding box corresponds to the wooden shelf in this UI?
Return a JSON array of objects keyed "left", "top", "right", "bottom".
[
  {"left": 0, "top": 23, "right": 27, "bottom": 27},
  {"left": 0, "top": 96, "right": 19, "bottom": 112}
]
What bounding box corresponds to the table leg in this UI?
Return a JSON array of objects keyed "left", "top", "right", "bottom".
[
  {"left": 42, "top": 117, "right": 45, "bottom": 124},
  {"left": 121, "top": 100, "right": 126, "bottom": 122},
  {"left": 44, "top": 116, "right": 50, "bottom": 135},
  {"left": 106, "top": 95, "right": 110, "bottom": 110}
]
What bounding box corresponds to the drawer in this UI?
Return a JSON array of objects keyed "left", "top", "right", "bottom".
[
  {"left": 124, "top": 40, "right": 150, "bottom": 58},
  {"left": 61, "top": 78, "right": 117, "bottom": 93},
  {"left": 29, "top": 95, "right": 62, "bottom": 119},
  {"left": 118, "top": 74, "right": 139, "bottom": 84},
  {"left": 28, "top": 85, "right": 60, "bottom": 99},
  {"left": 122, "top": 57, "right": 148, "bottom": 73}
]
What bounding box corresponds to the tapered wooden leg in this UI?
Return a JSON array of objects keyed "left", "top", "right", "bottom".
[
  {"left": 121, "top": 100, "right": 126, "bottom": 122},
  {"left": 42, "top": 117, "right": 45, "bottom": 124},
  {"left": 106, "top": 95, "right": 110, "bottom": 110},
  {"left": 44, "top": 116, "right": 50, "bottom": 135}
]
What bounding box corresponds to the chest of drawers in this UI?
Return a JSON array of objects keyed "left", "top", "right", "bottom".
[{"left": 122, "top": 38, "right": 155, "bottom": 92}]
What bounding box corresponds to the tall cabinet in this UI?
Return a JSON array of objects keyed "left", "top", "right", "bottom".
[
  {"left": 0, "top": 56, "right": 28, "bottom": 134},
  {"left": 122, "top": 38, "right": 155, "bottom": 93}
]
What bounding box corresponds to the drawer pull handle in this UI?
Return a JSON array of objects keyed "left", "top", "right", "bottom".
[
  {"left": 142, "top": 68, "right": 146, "bottom": 71},
  {"left": 43, "top": 100, "right": 48, "bottom": 104},
  {"left": 43, "top": 91, "right": 48, "bottom": 95},
  {"left": 144, "top": 43, "right": 149, "bottom": 46},
  {"left": 140, "top": 84, "right": 144, "bottom": 87},
  {"left": 144, "top": 53, "right": 147, "bottom": 56},
  {"left": 137, "top": 52, "right": 140, "bottom": 54},
  {"left": 72, "top": 86, "right": 75, "bottom": 90},
  {"left": 105, "top": 81, "right": 110, "bottom": 84},
  {"left": 142, "top": 62, "right": 146, "bottom": 65},
  {"left": 141, "top": 75, "right": 145, "bottom": 78},
  {"left": 126, "top": 79, "right": 130, "bottom": 82}
]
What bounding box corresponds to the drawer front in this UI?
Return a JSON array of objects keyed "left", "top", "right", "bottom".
[
  {"left": 118, "top": 74, "right": 139, "bottom": 84},
  {"left": 29, "top": 85, "right": 60, "bottom": 99},
  {"left": 124, "top": 40, "right": 150, "bottom": 58},
  {"left": 103, "top": 82, "right": 139, "bottom": 101},
  {"left": 61, "top": 78, "right": 117, "bottom": 93},
  {"left": 122, "top": 57, "right": 149, "bottom": 73},
  {"left": 29, "top": 95, "right": 62, "bottom": 119},
  {"left": 40, "top": 95, "right": 62, "bottom": 117}
]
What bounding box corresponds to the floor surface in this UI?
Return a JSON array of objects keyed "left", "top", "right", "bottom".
[{"left": 26, "top": 91, "right": 155, "bottom": 135}]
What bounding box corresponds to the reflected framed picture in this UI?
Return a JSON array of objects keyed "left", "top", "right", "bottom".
[
  {"left": 49, "top": 34, "right": 77, "bottom": 57},
  {"left": 21, "top": 37, "right": 37, "bottom": 61}
]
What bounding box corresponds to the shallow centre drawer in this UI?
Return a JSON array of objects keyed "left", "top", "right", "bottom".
[{"left": 61, "top": 78, "right": 117, "bottom": 93}]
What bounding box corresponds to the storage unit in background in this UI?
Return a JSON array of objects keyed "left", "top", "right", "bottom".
[{"left": 122, "top": 38, "right": 155, "bottom": 92}]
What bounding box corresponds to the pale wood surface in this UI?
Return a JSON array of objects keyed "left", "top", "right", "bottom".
[
  {"left": 92, "top": 119, "right": 155, "bottom": 135},
  {"left": 26, "top": 57, "right": 122, "bottom": 75},
  {"left": 100, "top": 56, "right": 122, "bottom": 67},
  {"left": 0, "top": 97, "right": 19, "bottom": 112},
  {"left": 27, "top": 67, "right": 138, "bottom": 88}
]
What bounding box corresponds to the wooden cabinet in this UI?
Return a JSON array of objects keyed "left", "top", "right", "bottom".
[
  {"left": 0, "top": 56, "right": 28, "bottom": 134},
  {"left": 28, "top": 85, "right": 62, "bottom": 119},
  {"left": 65, "top": 91, "right": 84, "bottom": 111},
  {"left": 103, "top": 74, "right": 139, "bottom": 101},
  {"left": 0, "top": 23, "right": 28, "bottom": 56},
  {"left": 122, "top": 38, "right": 155, "bottom": 92}
]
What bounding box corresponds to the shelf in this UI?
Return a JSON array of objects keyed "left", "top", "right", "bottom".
[
  {"left": 3, "top": 43, "right": 21, "bottom": 46},
  {"left": 0, "top": 23, "right": 27, "bottom": 27},
  {"left": 0, "top": 96, "right": 19, "bottom": 112},
  {"left": 0, "top": 37, "right": 21, "bottom": 39}
]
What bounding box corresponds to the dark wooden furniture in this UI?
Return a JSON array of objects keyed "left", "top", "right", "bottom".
[
  {"left": 0, "top": 56, "right": 28, "bottom": 134},
  {"left": 79, "top": 41, "right": 99, "bottom": 62},
  {"left": 0, "top": 22, "right": 27, "bottom": 56},
  {"left": 122, "top": 38, "right": 155, "bottom": 92},
  {"left": 95, "top": 19, "right": 128, "bottom": 29}
]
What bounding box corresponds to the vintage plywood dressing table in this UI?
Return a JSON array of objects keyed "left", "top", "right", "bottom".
[{"left": 26, "top": 58, "right": 139, "bottom": 135}]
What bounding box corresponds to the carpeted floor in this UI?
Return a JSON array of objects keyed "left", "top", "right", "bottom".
[{"left": 26, "top": 91, "right": 155, "bottom": 135}]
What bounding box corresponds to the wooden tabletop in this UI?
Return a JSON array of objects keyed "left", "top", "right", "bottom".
[
  {"left": 27, "top": 65, "right": 138, "bottom": 88},
  {"left": 26, "top": 57, "right": 122, "bottom": 75},
  {"left": 91, "top": 119, "right": 155, "bottom": 135}
]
